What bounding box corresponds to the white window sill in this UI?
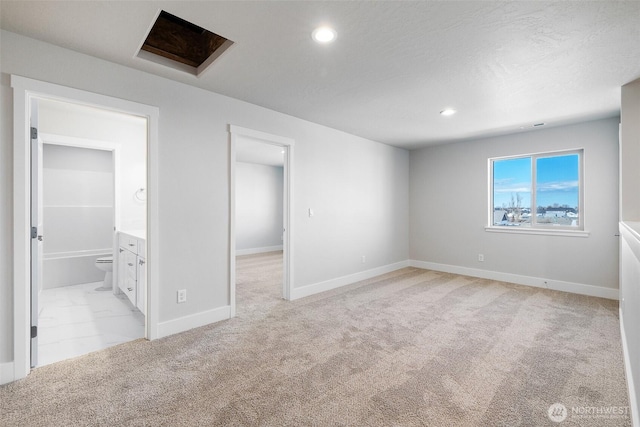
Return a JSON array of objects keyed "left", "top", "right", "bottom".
[{"left": 485, "top": 226, "right": 590, "bottom": 238}]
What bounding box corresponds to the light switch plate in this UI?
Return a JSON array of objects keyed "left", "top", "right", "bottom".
[{"left": 177, "top": 289, "right": 187, "bottom": 303}]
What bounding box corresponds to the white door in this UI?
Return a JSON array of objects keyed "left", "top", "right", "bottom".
[{"left": 30, "top": 99, "right": 43, "bottom": 368}]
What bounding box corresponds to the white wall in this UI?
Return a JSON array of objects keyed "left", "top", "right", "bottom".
[
  {"left": 621, "top": 79, "right": 640, "bottom": 223},
  {"left": 410, "top": 117, "right": 620, "bottom": 294},
  {"left": 619, "top": 77, "right": 640, "bottom": 423},
  {"left": 0, "top": 41, "right": 14, "bottom": 371},
  {"left": 235, "top": 162, "right": 283, "bottom": 253},
  {"left": 0, "top": 30, "right": 410, "bottom": 366}
]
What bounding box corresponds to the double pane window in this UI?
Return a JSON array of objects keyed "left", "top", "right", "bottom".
[{"left": 490, "top": 150, "right": 583, "bottom": 230}]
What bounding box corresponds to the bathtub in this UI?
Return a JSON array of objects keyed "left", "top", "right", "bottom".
[{"left": 43, "top": 249, "right": 113, "bottom": 289}]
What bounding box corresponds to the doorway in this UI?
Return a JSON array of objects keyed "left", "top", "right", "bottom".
[
  {"left": 11, "top": 75, "right": 159, "bottom": 381},
  {"left": 32, "top": 98, "right": 148, "bottom": 366},
  {"left": 229, "top": 125, "right": 294, "bottom": 316},
  {"left": 32, "top": 99, "right": 147, "bottom": 367}
]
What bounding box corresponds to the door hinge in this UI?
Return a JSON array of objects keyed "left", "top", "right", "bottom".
[
  {"left": 31, "top": 226, "right": 37, "bottom": 239},
  {"left": 31, "top": 326, "right": 37, "bottom": 338},
  {"left": 30, "top": 127, "right": 38, "bottom": 140}
]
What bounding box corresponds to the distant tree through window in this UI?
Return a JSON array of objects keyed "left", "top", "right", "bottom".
[{"left": 490, "top": 150, "right": 583, "bottom": 230}]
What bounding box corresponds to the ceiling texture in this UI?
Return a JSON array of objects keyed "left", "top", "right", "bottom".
[{"left": 2, "top": 1, "right": 639, "bottom": 150}]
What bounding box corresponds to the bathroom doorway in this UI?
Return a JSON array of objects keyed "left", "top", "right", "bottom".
[
  {"left": 12, "top": 75, "right": 159, "bottom": 382},
  {"left": 229, "top": 125, "right": 294, "bottom": 316},
  {"left": 31, "top": 97, "right": 147, "bottom": 367}
]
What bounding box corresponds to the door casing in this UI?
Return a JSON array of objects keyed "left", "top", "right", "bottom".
[{"left": 11, "top": 75, "right": 160, "bottom": 382}]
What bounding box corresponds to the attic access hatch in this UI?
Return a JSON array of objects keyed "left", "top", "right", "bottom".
[{"left": 137, "top": 10, "right": 234, "bottom": 77}]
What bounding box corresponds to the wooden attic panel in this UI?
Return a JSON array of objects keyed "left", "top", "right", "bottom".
[{"left": 141, "top": 10, "right": 229, "bottom": 68}]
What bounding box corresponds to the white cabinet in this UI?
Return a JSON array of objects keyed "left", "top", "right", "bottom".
[
  {"left": 119, "top": 248, "right": 136, "bottom": 304},
  {"left": 117, "top": 231, "right": 146, "bottom": 315}
]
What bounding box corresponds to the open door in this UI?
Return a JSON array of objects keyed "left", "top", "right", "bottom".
[{"left": 30, "top": 98, "right": 43, "bottom": 368}]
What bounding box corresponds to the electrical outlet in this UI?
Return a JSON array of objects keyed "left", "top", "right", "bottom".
[
  {"left": 177, "top": 289, "right": 187, "bottom": 303},
  {"left": 478, "top": 254, "right": 484, "bottom": 262},
  {"left": 362, "top": 255, "right": 366, "bottom": 263}
]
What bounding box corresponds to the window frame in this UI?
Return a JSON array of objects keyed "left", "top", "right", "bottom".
[{"left": 487, "top": 148, "right": 587, "bottom": 237}]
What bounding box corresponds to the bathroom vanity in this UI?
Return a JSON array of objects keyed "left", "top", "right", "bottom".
[{"left": 117, "top": 231, "right": 146, "bottom": 315}]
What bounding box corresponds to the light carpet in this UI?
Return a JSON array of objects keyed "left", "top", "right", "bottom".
[{"left": 0, "top": 251, "right": 631, "bottom": 426}]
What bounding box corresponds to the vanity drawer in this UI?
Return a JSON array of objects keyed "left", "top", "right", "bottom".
[
  {"left": 118, "top": 249, "right": 137, "bottom": 306},
  {"left": 121, "top": 275, "right": 136, "bottom": 305},
  {"left": 119, "top": 234, "right": 139, "bottom": 253},
  {"left": 117, "top": 231, "right": 146, "bottom": 311}
]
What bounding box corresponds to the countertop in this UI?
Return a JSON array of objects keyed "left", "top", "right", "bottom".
[{"left": 119, "top": 229, "right": 146, "bottom": 240}]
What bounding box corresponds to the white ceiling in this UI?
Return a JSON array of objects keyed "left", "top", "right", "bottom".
[{"left": 2, "top": 1, "right": 639, "bottom": 150}]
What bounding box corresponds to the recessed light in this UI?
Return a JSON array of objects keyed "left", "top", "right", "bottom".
[
  {"left": 312, "top": 26, "right": 337, "bottom": 43},
  {"left": 440, "top": 108, "right": 456, "bottom": 116}
]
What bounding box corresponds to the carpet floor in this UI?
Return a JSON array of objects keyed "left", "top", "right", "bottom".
[{"left": 0, "top": 251, "right": 631, "bottom": 426}]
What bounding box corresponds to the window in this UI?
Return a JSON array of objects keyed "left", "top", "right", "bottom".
[{"left": 490, "top": 150, "right": 583, "bottom": 231}]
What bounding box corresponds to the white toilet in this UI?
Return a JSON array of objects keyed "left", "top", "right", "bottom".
[{"left": 95, "top": 256, "right": 113, "bottom": 291}]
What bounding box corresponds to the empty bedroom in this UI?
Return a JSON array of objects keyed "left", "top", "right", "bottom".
[{"left": 1, "top": 1, "right": 640, "bottom": 426}]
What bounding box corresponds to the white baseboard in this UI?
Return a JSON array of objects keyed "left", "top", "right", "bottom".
[
  {"left": 620, "top": 308, "right": 640, "bottom": 427},
  {"left": 409, "top": 260, "right": 619, "bottom": 300},
  {"left": 157, "top": 305, "right": 231, "bottom": 339},
  {"left": 290, "top": 260, "right": 410, "bottom": 300},
  {"left": 0, "top": 362, "right": 15, "bottom": 385},
  {"left": 236, "top": 245, "right": 283, "bottom": 256}
]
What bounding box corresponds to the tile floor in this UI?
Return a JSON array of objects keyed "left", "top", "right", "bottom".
[{"left": 37, "top": 282, "right": 145, "bottom": 366}]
